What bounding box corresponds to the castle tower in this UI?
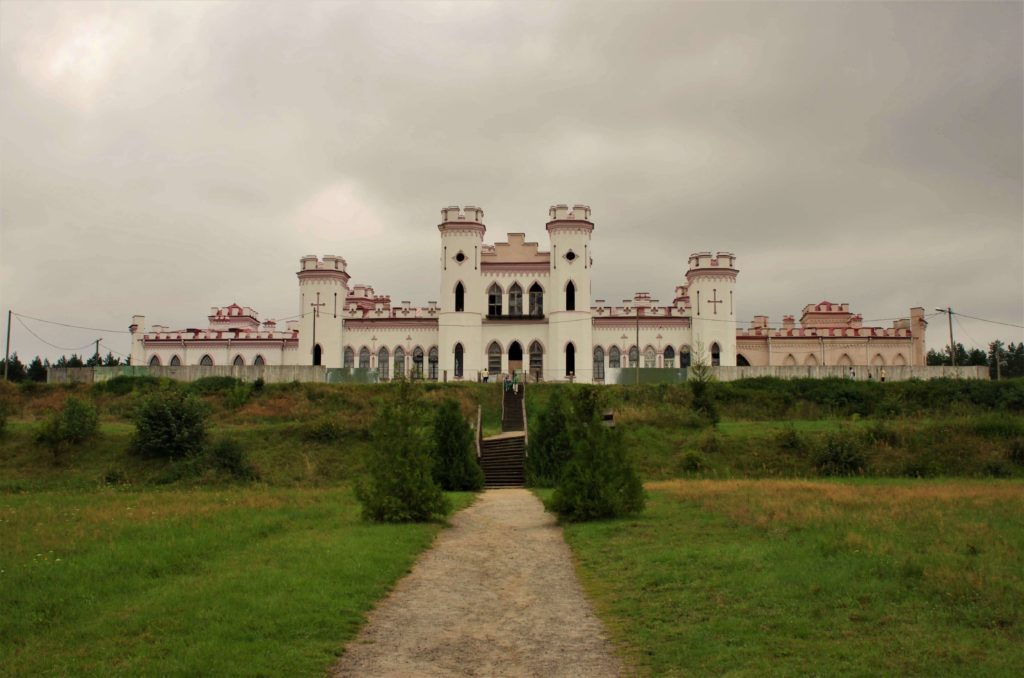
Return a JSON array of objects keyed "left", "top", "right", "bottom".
[
  {"left": 546, "top": 204, "right": 595, "bottom": 381},
  {"left": 296, "top": 255, "right": 349, "bottom": 368},
  {"left": 437, "top": 206, "right": 485, "bottom": 380},
  {"left": 686, "top": 251, "right": 739, "bottom": 367}
]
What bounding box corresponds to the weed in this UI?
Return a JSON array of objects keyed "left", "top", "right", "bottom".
[{"left": 814, "top": 429, "right": 867, "bottom": 476}]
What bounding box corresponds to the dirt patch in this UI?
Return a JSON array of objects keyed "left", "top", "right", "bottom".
[{"left": 332, "top": 489, "right": 623, "bottom": 677}]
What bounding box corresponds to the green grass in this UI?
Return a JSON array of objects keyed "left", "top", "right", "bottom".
[
  {"left": 558, "top": 480, "right": 1024, "bottom": 676},
  {"left": 0, "top": 486, "right": 476, "bottom": 676}
]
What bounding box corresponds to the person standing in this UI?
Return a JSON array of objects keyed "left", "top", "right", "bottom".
[{"left": 512, "top": 371, "right": 519, "bottom": 394}]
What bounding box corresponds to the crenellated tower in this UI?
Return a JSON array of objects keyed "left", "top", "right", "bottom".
[
  {"left": 296, "top": 255, "right": 349, "bottom": 367},
  {"left": 437, "top": 206, "right": 486, "bottom": 380},
  {"left": 686, "top": 251, "right": 738, "bottom": 366},
  {"left": 546, "top": 204, "right": 595, "bottom": 380}
]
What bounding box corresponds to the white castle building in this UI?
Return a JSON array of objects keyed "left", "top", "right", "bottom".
[{"left": 130, "top": 204, "right": 926, "bottom": 382}]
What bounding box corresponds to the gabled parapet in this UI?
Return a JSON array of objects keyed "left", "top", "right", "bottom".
[
  {"left": 546, "top": 203, "right": 593, "bottom": 233},
  {"left": 687, "top": 251, "right": 737, "bottom": 270}
]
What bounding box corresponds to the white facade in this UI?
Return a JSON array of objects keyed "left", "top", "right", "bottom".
[{"left": 131, "top": 203, "right": 924, "bottom": 381}]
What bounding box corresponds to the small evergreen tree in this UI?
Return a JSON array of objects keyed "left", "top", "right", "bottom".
[
  {"left": 551, "top": 388, "right": 645, "bottom": 521},
  {"left": 131, "top": 388, "right": 208, "bottom": 460},
  {"left": 26, "top": 356, "right": 47, "bottom": 382},
  {"left": 431, "top": 398, "right": 484, "bottom": 491},
  {"left": 524, "top": 388, "right": 574, "bottom": 486},
  {"left": 102, "top": 352, "right": 121, "bottom": 367},
  {"left": 1, "top": 353, "right": 26, "bottom": 382},
  {"left": 355, "top": 380, "right": 450, "bottom": 522},
  {"left": 688, "top": 342, "right": 719, "bottom": 426}
]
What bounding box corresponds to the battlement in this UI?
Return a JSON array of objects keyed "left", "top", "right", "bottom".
[
  {"left": 440, "top": 205, "right": 484, "bottom": 223},
  {"left": 547, "top": 203, "right": 592, "bottom": 222},
  {"left": 298, "top": 254, "right": 348, "bottom": 272},
  {"left": 688, "top": 251, "right": 737, "bottom": 270}
]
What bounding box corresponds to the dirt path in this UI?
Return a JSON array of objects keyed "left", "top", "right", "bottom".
[{"left": 331, "top": 489, "right": 623, "bottom": 678}]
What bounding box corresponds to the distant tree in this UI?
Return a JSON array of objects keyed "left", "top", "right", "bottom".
[
  {"left": 102, "top": 352, "right": 121, "bottom": 366},
  {"left": 525, "top": 388, "right": 574, "bottom": 486},
  {"left": 688, "top": 341, "right": 719, "bottom": 426},
  {"left": 1, "top": 353, "right": 26, "bottom": 382},
  {"left": 85, "top": 352, "right": 102, "bottom": 367},
  {"left": 431, "top": 398, "right": 484, "bottom": 491},
  {"left": 967, "top": 348, "right": 987, "bottom": 367},
  {"left": 26, "top": 356, "right": 47, "bottom": 382},
  {"left": 55, "top": 354, "right": 85, "bottom": 368}
]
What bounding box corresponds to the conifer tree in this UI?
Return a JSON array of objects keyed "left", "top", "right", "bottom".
[
  {"left": 431, "top": 398, "right": 484, "bottom": 491},
  {"left": 524, "top": 388, "right": 574, "bottom": 486},
  {"left": 26, "top": 356, "right": 47, "bottom": 382}
]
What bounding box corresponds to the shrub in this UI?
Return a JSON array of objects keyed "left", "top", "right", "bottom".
[
  {"left": 204, "top": 438, "right": 260, "bottom": 480},
  {"left": 814, "top": 430, "right": 867, "bottom": 476},
  {"left": 131, "top": 388, "right": 208, "bottom": 460},
  {"left": 971, "top": 413, "right": 1024, "bottom": 439},
  {"left": 355, "top": 380, "right": 450, "bottom": 522},
  {"left": 679, "top": 451, "right": 706, "bottom": 473},
  {"left": 38, "top": 396, "right": 99, "bottom": 459},
  {"left": 431, "top": 398, "right": 484, "bottom": 491},
  {"left": 93, "top": 375, "right": 161, "bottom": 396},
  {"left": 1008, "top": 438, "right": 1024, "bottom": 466},
  {"left": 697, "top": 429, "right": 723, "bottom": 454},
  {"left": 252, "top": 377, "right": 265, "bottom": 394},
  {"left": 774, "top": 425, "right": 808, "bottom": 454},
  {"left": 983, "top": 459, "right": 1013, "bottom": 478},
  {"left": 550, "top": 389, "right": 645, "bottom": 522},
  {"left": 224, "top": 382, "right": 252, "bottom": 409},
  {"left": 103, "top": 468, "right": 129, "bottom": 485},
  {"left": 866, "top": 420, "right": 902, "bottom": 447},
  {"left": 187, "top": 376, "right": 241, "bottom": 395},
  {"left": 689, "top": 379, "right": 719, "bottom": 426},
  {"left": 302, "top": 418, "right": 345, "bottom": 443},
  {"left": 525, "top": 389, "right": 574, "bottom": 487}
]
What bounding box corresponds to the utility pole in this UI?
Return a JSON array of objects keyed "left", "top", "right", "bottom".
[
  {"left": 635, "top": 307, "right": 640, "bottom": 386},
  {"left": 4, "top": 310, "right": 10, "bottom": 381},
  {"left": 935, "top": 307, "right": 956, "bottom": 366},
  {"left": 310, "top": 292, "right": 325, "bottom": 365},
  {"left": 94, "top": 339, "right": 102, "bottom": 365}
]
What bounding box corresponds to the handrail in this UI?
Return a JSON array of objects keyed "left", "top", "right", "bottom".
[
  {"left": 499, "top": 380, "right": 505, "bottom": 428},
  {"left": 521, "top": 383, "right": 528, "bottom": 456},
  {"left": 475, "top": 404, "right": 482, "bottom": 459}
]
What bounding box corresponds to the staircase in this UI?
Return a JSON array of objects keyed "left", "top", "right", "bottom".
[{"left": 478, "top": 385, "right": 526, "bottom": 488}]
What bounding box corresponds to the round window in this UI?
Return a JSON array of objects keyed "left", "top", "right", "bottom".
[
  {"left": 455, "top": 252, "right": 466, "bottom": 263},
  {"left": 565, "top": 250, "right": 577, "bottom": 261}
]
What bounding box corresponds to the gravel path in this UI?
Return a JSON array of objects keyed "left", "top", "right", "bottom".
[{"left": 331, "top": 489, "right": 623, "bottom": 678}]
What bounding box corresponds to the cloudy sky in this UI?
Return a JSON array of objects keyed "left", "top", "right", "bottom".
[{"left": 1, "top": 0, "right": 1021, "bottom": 362}]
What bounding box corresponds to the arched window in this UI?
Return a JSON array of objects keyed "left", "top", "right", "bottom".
[
  {"left": 454, "top": 343, "right": 464, "bottom": 378},
  {"left": 680, "top": 345, "right": 691, "bottom": 368},
  {"left": 838, "top": 353, "right": 853, "bottom": 367},
  {"left": 200, "top": 355, "right": 213, "bottom": 366},
  {"left": 413, "top": 347, "right": 424, "bottom": 378},
  {"left": 170, "top": 355, "right": 181, "bottom": 366},
  {"left": 565, "top": 342, "right": 576, "bottom": 376},
  {"left": 737, "top": 354, "right": 751, "bottom": 367},
  {"left": 359, "top": 347, "right": 370, "bottom": 369},
  {"left": 609, "top": 346, "right": 621, "bottom": 368},
  {"left": 664, "top": 345, "right": 676, "bottom": 368},
  {"left": 784, "top": 354, "right": 797, "bottom": 366},
  {"left": 393, "top": 347, "right": 405, "bottom": 379},
  {"left": 804, "top": 353, "right": 819, "bottom": 367},
  {"left": 509, "top": 341, "right": 523, "bottom": 364},
  {"left": 871, "top": 354, "right": 885, "bottom": 367},
  {"left": 148, "top": 355, "right": 160, "bottom": 366},
  {"left": 233, "top": 355, "right": 244, "bottom": 366},
  {"left": 487, "top": 341, "right": 502, "bottom": 374},
  {"left": 711, "top": 342, "right": 721, "bottom": 367},
  {"left": 893, "top": 353, "right": 907, "bottom": 366},
  {"left": 593, "top": 346, "right": 605, "bottom": 382},
  {"left": 455, "top": 282, "right": 465, "bottom": 312},
  {"left": 253, "top": 355, "right": 265, "bottom": 366},
  {"left": 529, "top": 341, "right": 543, "bottom": 380},
  {"left": 565, "top": 281, "right": 576, "bottom": 311},
  {"left": 344, "top": 347, "right": 354, "bottom": 368},
  {"left": 644, "top": 346, "right": 656, "bottom": 368},
  {"left": 628, "top": 346, "right": 639, "bottom": 368},
  {"left": 428, "top": 347, "right": 438, "bottom": 380},
  {"left": 529, "top": 283, "right": 544, "bottom": 317},
  {"left": 313, "top": 344, "right": 322, "bottom": 366},
  {"left": 508, "top": 283, "right": 523, "bottom": 316},
  {"left": 487, "top": 283, "right": 502, "bottom": 317},
  {"left": 378, "top": 347, "right": 389, "bottom": 380}
]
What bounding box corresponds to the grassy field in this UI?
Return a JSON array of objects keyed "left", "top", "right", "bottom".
[
  {"left": 0, "top": 486, "right": 475, "bottom": 676},
  {"left": 555, "top": 480, "right": 1024, "bottom": 676}
]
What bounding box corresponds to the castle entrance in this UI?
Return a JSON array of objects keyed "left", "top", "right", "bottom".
[{"left": 508, "top": 341, "right": 524, "bottom": 375}]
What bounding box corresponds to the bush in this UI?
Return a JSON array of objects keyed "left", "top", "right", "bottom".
[
  {"left": 774, "top": 425, "right": 808, "bottom": 454},
  {"left": 431, "top": 398, "right": 484, "bottom": 491},
  {"left": 814, "top": 430, "right": 867, "bottom": 476},
  {"left": 93, "top": 375, "right": 161, "bottom": 396},
  {"left": 971, "top": 413, "right": 1024, "bottom": 439},
  {"left": 37, "top": 396, "right": 99, "bottom": 459},
  {"left": 252, "top": 377, "right": 265, "bottom": 394},
  {"left": 697, "top": 429, "right": 723, "bottom": 454},
  {"left": 103, "top": 468, "right": 129, "bottom": 485},
  {"left": 679, "top": 451, "right": 706, "bottom": 473},
  {"left": 1008, "top": 438, "right": 1024, "bottom": 466},
  {"left": 550, "top": 389, "right": 645, "bottom": 522},
  {"left": 302, "top": 418, "right": 346, "bottom": 443},
  {"left": 204, "top": 438, "right": 260, "bottom": 480},
  {"left": 355, "top": 380, "right": 450, "bottom": 522},
  {"left": 187, "top": 376, "right": 241, "bottom": 395},
  {"left": 224, "top": 382, "right": 252, "bottom": 409},
  {"left": 689, "top": 380, "right": 719, "bottom": 426},
  {"left": 525, "top": 389, "right": 574, "bottom": 487},
  {"left": 131, "top": 388, "right": 208, "bottom": 460}
]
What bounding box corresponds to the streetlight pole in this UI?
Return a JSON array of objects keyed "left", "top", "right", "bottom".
[{"left": 935, "top": 307, "right": 956, "bottom": 366}]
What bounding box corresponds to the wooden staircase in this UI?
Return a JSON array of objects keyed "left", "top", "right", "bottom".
[{"left": 479, "top": 386, "right": 526, "bottom": 488}]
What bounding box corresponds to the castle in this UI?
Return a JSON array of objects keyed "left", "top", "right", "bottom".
[{"left": 129, "top": 204, "right": 926, "bottom": 382}]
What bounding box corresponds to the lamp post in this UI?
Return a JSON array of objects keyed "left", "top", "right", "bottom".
[{"left": 935, "top": 308, "right": 956, "bottom": 366}]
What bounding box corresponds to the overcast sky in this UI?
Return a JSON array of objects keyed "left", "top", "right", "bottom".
[{"left": 1, "top": 0, "right": 1021, "bottom": 362}]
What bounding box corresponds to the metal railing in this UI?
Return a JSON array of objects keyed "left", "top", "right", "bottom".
[{"left": 475, "top": 405, "right": 482, "bottom": 459}]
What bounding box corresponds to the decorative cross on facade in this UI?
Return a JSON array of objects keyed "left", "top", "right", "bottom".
[
  {"left": 707, "top": 288, "right": 723, "bottom": 315},
  {"left": 310, "top": 292, "right": 325, "bottom": 317}
]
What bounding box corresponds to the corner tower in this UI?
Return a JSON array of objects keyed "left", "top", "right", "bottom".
[
  {"left": 546, "top": 204, "right": 595, "bottom": 381},
  {"left": 438, "top": 206, "right": 486, "bottom": 380},
  {"left": 686, "top": 251, "right": 738, "bottom": 367},
  {"left": 296, "top": 255, "right": 349, "bottom": 367}
]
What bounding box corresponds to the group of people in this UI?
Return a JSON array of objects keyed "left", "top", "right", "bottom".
[
  {"left": 479, "top": 368, "right": 521, "bottom": 393},
  {"left": 848, "top": 367, "right": 887, "bottom": 382}
]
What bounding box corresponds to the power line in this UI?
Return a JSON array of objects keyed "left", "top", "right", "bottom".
[
  {"left": 952, "top": 312, "right": 1024, "bottom": 330},
  {"left": 13, "top": 312, "right": 131, "bottom": 334},
  {"left": 15, "top": 316, "right": 97, "bottom": 352}
]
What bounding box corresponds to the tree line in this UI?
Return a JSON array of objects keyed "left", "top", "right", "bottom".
[
  {"left": 0, "top": 352, "right": 129, "bottom": 382},
  {"left": 926, "top": 340, "right": 1024, "bottom": 379}
]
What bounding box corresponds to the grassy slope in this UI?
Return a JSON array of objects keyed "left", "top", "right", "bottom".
[
  {"left": 0, "top": 486, "right": 475, "bottom": 676},
  {"left": 558, "top": 480, "right": 1024, "bottom": 677}
]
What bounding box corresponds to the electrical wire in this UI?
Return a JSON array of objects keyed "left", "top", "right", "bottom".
[
  {"left": 15, "top": 316, "right": 97, "bottom": 352},
  {"left": 950, "top": 312, "right": 1024, "bottom": 330},
  {"left": 12, "top": 312, "right": 131, "bottom": 334}
]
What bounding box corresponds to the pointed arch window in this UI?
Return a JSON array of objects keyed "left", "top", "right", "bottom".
[
  {"left": 359, "top": 347, "right": 370, "bottom": 369},
  {"left": 711, "top": 342, "right": 721, "bottom": 367},
  {"left": 664, "top": 345, "right": 676, "bottom": 368},
  {"left": 593, "top": 346, "right": 605, "bottom": 382},
  {"left": 344, "top": 347, "right": 354, "bottom": 368},
  {"left": 200, "top": 355, "right": 213, "bottom": 367},
  {"left": 253, "top": 355, "right": 265, "bottom": 366},
  {"left": 149, "top": 355, "right": 160, "bottom": 367},
  {"left": 680, "top": 346, "right": 692, "bottom": 368},
  {"left": 170, "top": 355, "right": 182, "bottom": 367},
  {"left": 454, "top": 343, "right": 464, "bottom": 378},
  {"left": 313, "top": 344, "right": 322, "bottom": 366},
  {"left": 609, "top": 346, "right": 621, "bottom": 368},
  {"left": 508, "top": 283, "right": 523, "bottom": 316},
  {"left": 428, "top": 347, "right": 439, "bottom": 380},
  {"left": 378, "top": 347, "right": 389, "bottom": 380},
  {"left": 529, "top": 341, "right": 543, "bottom": 380},
  {"left": 393, "top": 347, "right": 405, "bottom": 379},
  {"left": 487, "top": 283, "right": 502, "bottom": 316},
  {"left": 413, "top": 347, "right": 424, "bottom": 379},
  {"left": 455, "top": 282, "right": 465, "bottom": 312},
  {"left": 233, "top": 355, "right": 244, "bottom": 366},
  {"left": 565, "top": 342, "right": 576, "bottom": 376},
  {"left": 565, "top": 281, "right": 576, "bottom": 311},
  {"left": 737, "top": 354, "right": 751, "bottom": 367},
  {"left": 644, "top": 346, "right": 656, "bottom": 368},
  {"left": 529, "top": 283, "right": 544, "bottom": 317},
  {"left": 628, "top": 346, "right": 639, "bottom": 369},
  {"left": 487, "top": 341, "right": 502, "bottom": 374}
]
